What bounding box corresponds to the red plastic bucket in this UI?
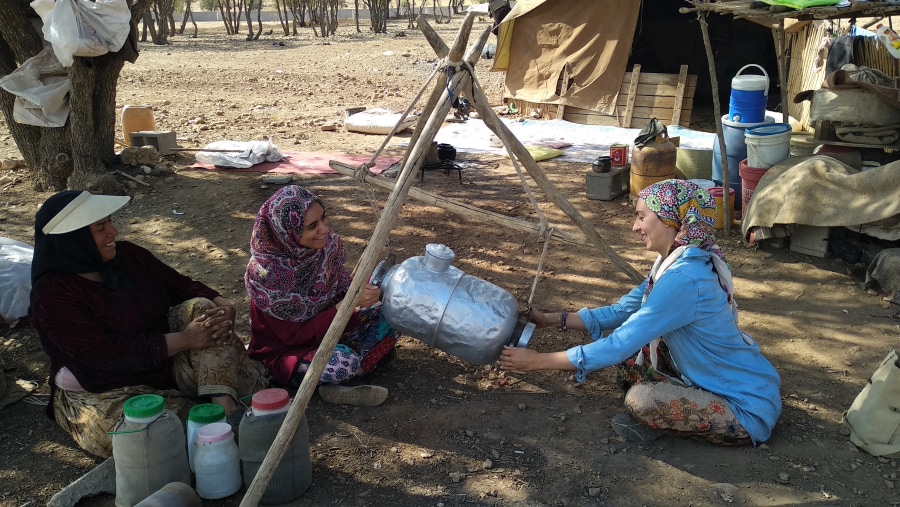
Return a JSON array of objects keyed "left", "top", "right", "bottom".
[
  {"left": 708, "top": 187, "right": 735, "bottom": 229},
  {"left": 738, "top": 158, "right": 769, "bottom": 211}
]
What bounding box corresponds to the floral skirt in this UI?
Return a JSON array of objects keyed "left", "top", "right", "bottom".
[
  {"left": 289, "top": 304, "right": 398, "bottom": 387},
  {"left": 616, "top": 341, "right": 752, "bottom": 446}
]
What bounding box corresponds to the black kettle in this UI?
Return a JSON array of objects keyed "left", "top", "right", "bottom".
[
  {"left": 592, "top": 156, "right": 611, "bottom": 173},
  {"left": 437, "top": 143, "right": 457, "bottom": 161}
]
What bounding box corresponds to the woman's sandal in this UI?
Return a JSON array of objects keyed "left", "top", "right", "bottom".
[{"left": 318, "top": 384, "right": 388, "bottom": 407}]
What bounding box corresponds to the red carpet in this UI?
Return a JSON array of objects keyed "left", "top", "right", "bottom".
[{"left": 187, "top": 151, "right": 400, "bottom": 176}]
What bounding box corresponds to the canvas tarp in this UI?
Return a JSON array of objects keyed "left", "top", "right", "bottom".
[
  {"left": 741, "top": 155, "right": 900, "bottom": 240},
  {"left": 492, "top": 0, "right": 640, "bottom": 115}
]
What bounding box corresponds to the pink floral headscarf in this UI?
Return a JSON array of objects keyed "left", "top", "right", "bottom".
[
  {"left": 637, "top": 179, "right": 725, "bottom": 261},
  {"left": 245, "top": 186, "right": 351, "bottom": 322}
]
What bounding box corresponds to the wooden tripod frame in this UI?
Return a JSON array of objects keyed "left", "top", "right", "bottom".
[{"left": 239, "top": 13, "right": 641, "bottom": 506}]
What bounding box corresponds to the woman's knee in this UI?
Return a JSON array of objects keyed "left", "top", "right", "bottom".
[
  {"left": 168, "top": 297, "right": 216, "bottom": 331},
  {"left": 623, "top": 382, "right": 658, "bottom": 414}
]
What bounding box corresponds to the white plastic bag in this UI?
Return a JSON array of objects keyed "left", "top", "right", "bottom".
[
  {"left": 345, "top": 108, "right": 418, "bottom": 135},
  {"left": 30, "top": 0, "right": 132, "bottom": 67},
  {"left": 0, "top": 48, "right": 70, "bottom": 127},
  {"left": 194, "top": 140, "right": 284, "bottom": 169},
  {"left": 0, "top": 238, "right": 34, "bottom": 326},
  {"left": 874, "top": 24, "right": 900, "bottom": 59}
]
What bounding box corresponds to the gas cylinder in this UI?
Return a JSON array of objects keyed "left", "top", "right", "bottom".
[
  {"left": 372, "top": 244, "right": 534, "bottom": 365},
  {"left": 630, "top": 132, "right": 677, "bottom": 201}
]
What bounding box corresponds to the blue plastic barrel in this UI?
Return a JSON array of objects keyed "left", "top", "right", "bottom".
[{"left": 712, "top": 114, "right": 774, "bottom": 212}]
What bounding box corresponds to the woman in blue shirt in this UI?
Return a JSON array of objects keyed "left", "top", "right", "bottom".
[{"left": 500, "top": 180, "right": 781, "bottom": 446}]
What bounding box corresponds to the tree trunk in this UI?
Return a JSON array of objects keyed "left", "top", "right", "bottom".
[
  {"left": 431, "top": 0, "right": 448, "bottom": 24},
  {"left": 370, "top": 0, "right": 389, "bottom": 33},
  {"left": 153, "top": 1, "right": 172, "bottom": 45},
  {"left": 179, "top": 0, "right": 191, "bottom": 34},
  {"left": 143, "top": 11, "right": 160, "bottom": 43},
  {"left": 0, "top": 0, "right": 142, "bottom": 193},
  {"left": 274, "top": 0, "right": 289, "bottom": 36},
  {"left": 354, "top": 0, "right": 360, "bottom": 33},
  {"left": 244, "top": 0, "right": 254, "bottom": 40},
  {"left": 251, "top": 0, "right": 263, "bottom": 40},
  {"left": 66, "top": 53, "right": 125, "bottom": 193},
  {"left": 217, "top": 0, "right": 234, "bottom": 34},
  {"left": 406, "top": 0, "right": 416, "bottom": 29},
  {"left": 328, "top": 0, "right": 338, "bottom": 35},
  {"left": 234, "top": 0, "right": 243, "bottom": 33}
]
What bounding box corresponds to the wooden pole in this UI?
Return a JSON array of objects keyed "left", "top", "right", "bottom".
[
  {"left": 329, "top": 160, "right": 587, "bottom": 246},
  {"left": 418, "top": 13, "right": 449, "bottom": 57},
  {"left": 776, "top": 19, "right": 790, "bottom": 127},
  {"left": 239, "top": 19, "right": 476, "bottom": 507},
  {"left": 465, "top": 72, "right": 644, "bottom": 284},
  {"left": 696, "top": 8, "right": 731, "bottom": 236}
]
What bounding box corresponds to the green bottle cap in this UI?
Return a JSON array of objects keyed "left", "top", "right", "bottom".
[
  {"left": 122, "top": 394, "right": 165, "bottom": 420},
  {"left": 189, "top": 403, "right": 226, "bottom": 424}
]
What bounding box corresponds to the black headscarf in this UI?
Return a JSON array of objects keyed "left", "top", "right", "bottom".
[{"left": 31, "top": 191, "right": 128, "bottom": 289}]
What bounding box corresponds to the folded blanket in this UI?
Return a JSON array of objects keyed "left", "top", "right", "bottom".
[{"left": 835, "top": 124, "right": 900, "bottom": 145}]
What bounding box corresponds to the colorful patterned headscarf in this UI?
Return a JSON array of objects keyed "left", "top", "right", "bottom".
[
  {"left": 636, "top": 179, "right": 725, "bottom": 261},
  {"left": 245, "top": 186, "right": 352, "bottom": 323}
]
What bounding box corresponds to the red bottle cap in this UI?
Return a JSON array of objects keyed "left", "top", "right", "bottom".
[{"left": 251, "top": 388, "right": 289, "bottom": 412}]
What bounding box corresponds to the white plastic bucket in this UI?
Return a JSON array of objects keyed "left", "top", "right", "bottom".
[{"left": 744, "top": 123, "right": 792, "bottom": 169}]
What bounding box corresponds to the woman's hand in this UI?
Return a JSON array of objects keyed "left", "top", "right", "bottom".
[
  {"left": 499, "top": 346, "right": 577, "bottom": 373},
  {"left": 213, "top": 296, "right": 236, "bottom": 325},
  {"left": 530, "top": 308, "right": 555, "bottom": 329},
  {"left": 356, "top": 283, "right": 381, "bottom": 308},
  {"left": 174, "top": 308, "right": 233, "bottom": 353},
  {"left": 499, "top": 345, "right": 542, "bottom": 371},
  {"left": 212, "top": 296, "right": 237, "bottom": 343}
]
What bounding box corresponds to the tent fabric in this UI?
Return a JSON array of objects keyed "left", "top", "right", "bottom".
[{"left": 492, "top": 0, "right": 641, "bottom": 116}]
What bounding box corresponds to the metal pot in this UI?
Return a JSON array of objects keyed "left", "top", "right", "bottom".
[{"left": 372, "top": 244, "right": 534, "bottom": 365}]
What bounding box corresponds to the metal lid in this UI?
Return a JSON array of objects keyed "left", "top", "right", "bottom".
[
  {"left": 423, "top": 244, "right": 455, "bottom": 273},
  {"left": 425, "top": 243, "right": 455, "bottom": 260}
]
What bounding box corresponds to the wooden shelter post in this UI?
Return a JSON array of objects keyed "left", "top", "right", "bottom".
[
  {"left": 695, "top": 7, "right": 732, "bottom": 236},
  {"left": 775, "top": 19, "right": 790, "bottom": 126}
]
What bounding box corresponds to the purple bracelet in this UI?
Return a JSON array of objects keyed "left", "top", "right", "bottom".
[{"left": 561, "top": 311, "right": 568, "bottom": 332}]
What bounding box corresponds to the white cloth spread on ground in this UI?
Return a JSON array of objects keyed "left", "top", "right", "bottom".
[{"left": 410, "top": 118, "right": 716, "bottom": 164}]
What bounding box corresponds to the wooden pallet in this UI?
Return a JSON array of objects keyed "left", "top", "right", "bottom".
[
  {"left": 565, "top": 65, "right": 696, "bottom": 127},
  {"left": 502, "top": 65, "right": 697, "bottom": 128}
]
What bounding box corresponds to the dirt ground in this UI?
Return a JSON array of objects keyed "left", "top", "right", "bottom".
[{"left": 1, "top": 15, "right": 899, "bottom": 507}]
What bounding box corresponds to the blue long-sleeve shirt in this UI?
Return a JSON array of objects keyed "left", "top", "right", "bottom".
[{"left": 568, "top": 247, "right": 782, "bottom": 443}]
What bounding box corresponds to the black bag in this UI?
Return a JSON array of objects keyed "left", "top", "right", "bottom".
[{"left": 634, "top": 118, "right": 668, "bottom": 147}]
